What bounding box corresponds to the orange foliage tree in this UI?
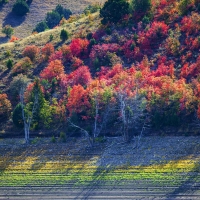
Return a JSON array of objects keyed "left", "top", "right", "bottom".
[
  {"left": 40, "top": 60, "right": 65, "bottom": 82},
  {"left": 0, "top": 94, "right": 12, "bottom": 119}
]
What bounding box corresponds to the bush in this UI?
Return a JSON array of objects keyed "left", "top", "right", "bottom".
[
  {"left": 12, "top": 0, "right": 29, "bottom": 16},
  {"left": 49, "top": 34, "right": 54, "bottom": 41},
  {"left": 41, "top": 43, "right": 55, "bottom": 61},
  {"left": 100, "top": 0, "right": 130, "bottom": 24},
  {"left": 55, "top": 4, "right": 72, "bottom": 19},
  {"left": 9, "top": 36, "right": 19, "bottom": 42},
  {"left": 60, "top": 29, "right": 69, "bottom": 41},
  {"left": 12, "top": 103, "right": 24, "bottom": 128},
  {"left": 2, "top": 25, "right": 14, "bottom": 38},
  {"left": 22, "top": 45, "right": 40, "bottom": 61},
  {"left": 6, "top": 59, "right": 13, "bottom": 70},
  {"left": 12, "top": 57, "right": 32, "bottom": 75},
  {"left": 46, "top": 11, "right": 61, "bottom": 29},
  {"left": 34, "top": 21, "right": 48, "bottom": 33}
]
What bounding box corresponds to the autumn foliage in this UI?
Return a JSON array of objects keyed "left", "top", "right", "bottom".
[
  {"left": 0, "top": 94, "right": 12, "bottom": 119},
  {"left": 40, "top": 60, "right": 64, "bottom": 82},
  {"left": 3, "top": 0, "right": 200, "bottom": 135},
  {"left": 23, "top": 45, "right": 40, "bottom": 61}
]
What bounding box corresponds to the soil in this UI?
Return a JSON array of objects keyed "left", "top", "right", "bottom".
[
  {"left": 0, "top": 136, "right": 199, "bottom": 199},
  {"left": 0, "top": 136, "right": 199, "bottom": 167}
]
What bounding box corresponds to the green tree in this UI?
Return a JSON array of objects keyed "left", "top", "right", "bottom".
[
  {"left": 131, "top": 0, "right": 151, "bottom": 13},
  {"left": 33, "top": 21, "right": 49, "bottom": 33},
  {"left": 60, "top": 29, "right": 69, "bottom": 41},
  {"left": 55, "top": 4, "right": 72, "bottom": 19},
  {"left": 100, "top": 0, "right": 130, "bottom": 25},
  {"left": 12, "top": 0, "right": 29, "bottom": 16},
  {"left": 12, "top": 103, "right": 24, "bottom": 128},
  {"left": 2, "top": 25, "right": 14, "bottom": 38},
  {"left": 6, "top": 59, "right": 13, "bottom": 70},
  {"left": 46, "top": 11, "right": 61, "bottom": 28}
]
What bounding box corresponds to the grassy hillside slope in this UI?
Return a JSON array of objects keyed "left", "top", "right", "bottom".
[
  {"left": 0, "top": 0, "right": 106, "bottom": 43},
  {"left": 0, "top": 12, "right": 101, "bottom": 92}
]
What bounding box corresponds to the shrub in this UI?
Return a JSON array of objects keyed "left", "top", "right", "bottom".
[
  {"left": 41, "top": 43, "right": 55, "bottom": 61},
  {"left": 12, "top": 57, "right": 32, "bottom": 75},
  {"left": 22, "top": 45, "right": 40, "bottom": 61},
  {"left": 33, "top": 21, "right": 48, "bottom": 33},
  {"left": 49, "top": 34, "right": 54, "bottom": 41},
  {"left": 60, "top": 29, "right": 69, "bottom": 41},
  {"left": 12, "top": 103, "right": 23, "bottom": 128},
  {"left": 9, "top": 36, "right": 19, "bottom": 42},
  {"left": 46, "top": 11, "right": 61, "bottom": 28},
  {"left": 2, "top": 25, "right": 14, "bottom": 38},
  {"left": 6, "top": 59, "right": 13, "bottom": 70},
  {"left": 12, "top": 0, "right": 29, "bottom": 16},
  {"left": 100, "top": 0, "right": 130, "bottom": 24},
  {"left": 0, "top": 93, "right": 12, "bottom": 120}
]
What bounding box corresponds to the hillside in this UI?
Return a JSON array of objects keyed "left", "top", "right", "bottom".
[
  {"left": 0, "top": 0, "right": 200, "bottom": 198},
  {"left": 0, "top": 0, "right": 106, "bottom": 43},
  {"left": 0, "top": 0, "right": 200, "bottom": 139}
]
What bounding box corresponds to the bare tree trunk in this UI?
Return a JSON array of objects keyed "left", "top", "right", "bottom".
[
  {"left": 67, "top": 119, "right": 93, "bottom": 147},
  {"left": 20, "top": 87, "right": 38, "bottom": 144}
]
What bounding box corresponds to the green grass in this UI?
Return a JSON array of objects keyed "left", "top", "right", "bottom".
[{"left": 0, "top": 155, "right": 199, "bottom": 187}]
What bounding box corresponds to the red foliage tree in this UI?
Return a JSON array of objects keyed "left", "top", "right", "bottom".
[
  {"left": 60, "top": 45, "right": 72, "bottom": 62},
  {"left": 138, "top": 21, "right": 169, "bottom": 51},
  {"left": 41, "top": 43, "right": 55, "bottom": 61},
  {"left": 0, "top": 94, "right": 12, "bottom": 119},
  {"left": 70, "top": 38, "right": 89, "bottom": 58},
  {"left": 48, "top": 50, "right": 63, "bottom": 62},
  {"left": 23, "top": 45, "right": 40, "bottom": 61},
  {"left": 66, "top": 84, "right": 91, "bottom": 116},
  {"left": 40, "top": 60, "right": 65, "bottom": 82},
  {"left": 60, "top": 66, "right": 92, "bottom": 90},
  {"left": 71, "top": 56, "right": 84, "bottom": 69},
  {"left": 181, "top": 12, "right": 200, "bottom": 35}
]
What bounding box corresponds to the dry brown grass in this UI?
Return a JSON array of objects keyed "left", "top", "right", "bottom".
[{"left": 0, "top": 0, "right": 106, "bottom": 43}]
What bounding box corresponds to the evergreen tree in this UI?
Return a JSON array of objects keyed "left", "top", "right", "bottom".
[{"left": 100, "top": 0, "right": 130, "bottom": 25}]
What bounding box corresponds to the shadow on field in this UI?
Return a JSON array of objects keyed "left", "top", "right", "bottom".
[
  {"left": 3, "top": 12, "right": 26, "bottom": 27},
  {"left": 166, "top": 157, "right": 200, "bottom": 199},
  {"left": 0, "top": 36, "right": 9, "bottom": 44}
]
